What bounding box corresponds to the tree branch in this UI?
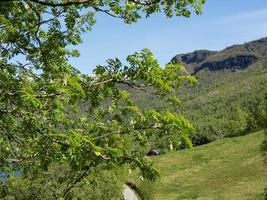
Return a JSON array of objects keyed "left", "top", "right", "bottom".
[
  {"left": 88, "top": 78, "right": 114, "bottom": 87},
  {"left": 1, "top": 0, "right": 161, "bottom": 7},
  {"left": 92, "top": 124, "right": 159, "bottom": 140},
  {"left": 92, "top": 6, "right": 125, "bottom": 19},
  {"left": 118, "top": 80, "right": 160, "bottom": 96},
  {"left": 128, "top": 0, "right": 161, "bottom": 6},
  {"left": 27, "top": 0, "right": 94, "bottom": 7},
  {"left": 62, "top": 165, "right": 91, "bottom": 198}
]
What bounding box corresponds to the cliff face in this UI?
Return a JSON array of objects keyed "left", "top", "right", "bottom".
[
  {"left": 194, "top": 55, "right": 257, "bottom": 74},
  {"left": 171, "top": 50, "right": 215, "bottom": 65},
  {"left": 171, "top": 37, "right": 267, "bottom": 74}
]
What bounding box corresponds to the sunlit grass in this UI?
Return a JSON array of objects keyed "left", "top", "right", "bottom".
[{"left": 146, "top": 131, "right": 266, "bottom": 200}]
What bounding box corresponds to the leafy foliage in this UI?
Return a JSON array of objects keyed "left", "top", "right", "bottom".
[
  {"left": 0, "top": 0, "right": 205, "bottom": 198},
  {"left": 2, "top": 164, "right": 127, "bottom": 200}
]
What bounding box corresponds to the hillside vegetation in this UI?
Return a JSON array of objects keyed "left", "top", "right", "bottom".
[
  {"left": 176, "top": 38, "right": 267, "bottom": 145},
  {"left": 130, "top": 37, "right": 267, "bottom": 147},
  {"left": 140, "top": 131, "right": 266, "bottom": 200}
]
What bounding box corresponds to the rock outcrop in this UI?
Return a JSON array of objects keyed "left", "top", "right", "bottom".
[
  {"left": 171, "top": 37, "right": 267, "bottom": 75},
  {"left": 193, "top": 55, "right": 257, "bottom": 74},
  {"left": 171, "top": 50, "right": 216, "bottom": 65}
]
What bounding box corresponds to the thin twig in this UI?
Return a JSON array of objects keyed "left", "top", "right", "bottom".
[{"left": 62, "top": 165, "right": 91, "bottom": 198}]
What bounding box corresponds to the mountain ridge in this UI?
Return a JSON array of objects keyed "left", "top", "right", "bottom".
[{"left": 171, "top": 37, "right": 267, "bottom": 74}]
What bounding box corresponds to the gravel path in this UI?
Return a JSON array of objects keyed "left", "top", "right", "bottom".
[{"left": 122, "top": 184, "right": 138, "bottom": 200}]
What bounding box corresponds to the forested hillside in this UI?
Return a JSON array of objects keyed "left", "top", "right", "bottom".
[{"left": 131, "top": 37, "right": 267, "bottom": 147}]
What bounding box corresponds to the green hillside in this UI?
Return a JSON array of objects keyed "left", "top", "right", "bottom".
[
  {"left": 147, "top": 131, "right": 266, "bottom": 200},
  {"left": 172, "top": 37, "right": 267, "bottom": 145},
  {"left": 179, "top": 65, "right": 267, "bottom": 145},
  {"left": 129, "top": 37, "right": 267, "bottom": 147}
]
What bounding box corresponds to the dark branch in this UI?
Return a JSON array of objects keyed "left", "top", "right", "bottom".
[
  {"left": 92, "top": 124, "right": 159, "bottom": 140},
  {"left": 62, "top": 165, "right": 91, "bottom": 198},
  {"left": 92, "top": 6, "right": 125, "bottom": 19},
  {"left": 27, "top": 0, "right": 94, "bottom": 7},
  {"left": 128, "top": 0, "right": 161, "bottom": 6},
  {"left": 118, "top": 80, "right": 160, "bottom": 96}
]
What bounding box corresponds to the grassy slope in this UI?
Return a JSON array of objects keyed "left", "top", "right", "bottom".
[{"left": 152, "top": 131, "right": 266, "bottom": 200}]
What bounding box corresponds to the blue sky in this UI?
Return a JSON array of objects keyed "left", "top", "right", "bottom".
[{"left": 70, "top": 0, "right": 267, "bottom": 74}]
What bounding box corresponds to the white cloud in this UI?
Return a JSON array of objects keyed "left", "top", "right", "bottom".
[{"left": 222, "top": 9, "right": 267, "bottom": 22}]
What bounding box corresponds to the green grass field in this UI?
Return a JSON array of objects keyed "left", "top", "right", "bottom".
[{"left": 149, "top": 131, "right": 266, "bottom": 200}]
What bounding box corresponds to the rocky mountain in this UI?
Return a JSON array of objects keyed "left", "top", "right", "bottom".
[{"left": 171, "top": 37, "right": 267, "bottom": 74}]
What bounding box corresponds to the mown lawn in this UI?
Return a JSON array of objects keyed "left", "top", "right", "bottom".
[{"left": 149, "top": 131, "right": 266, "bottom": 200}]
